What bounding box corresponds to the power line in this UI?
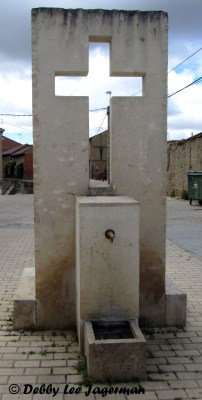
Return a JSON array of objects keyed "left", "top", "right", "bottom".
[
  {"left": 168, "top": 47, "right": 202, "bottom": 73},
  {"left": 130, "top": 47, "right": 202, "bottom": 96},
  {"left": 3, "top": 121, "right": 32, "bottom": 133},
  {"left": 0, "top": 113, "right": 32, "bottom": 117},
  {"left": 167, "top": 75, "right": 202, "bottom": 98},
  {"left": 94, "top": 111, "right": 107, "bottom": 136},
  {"left": 90, "top": 107, "right": 107, "bottom": 112},
  {"left": 0, "top": 108, "right": 107, "bottom": 116},
  {"left": 132, "top": 89, "right": 142, "bottom": 96},
  {"left": 1, "top": 47, "right": 202, "bottom": 117},
  {"left": 2, "top": 75, "right": 202, "bottom": 119}
]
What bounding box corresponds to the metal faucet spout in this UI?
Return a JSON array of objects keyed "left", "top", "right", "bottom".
[{"left": 105, "top": 229, "right": 115, "bottom": 243}]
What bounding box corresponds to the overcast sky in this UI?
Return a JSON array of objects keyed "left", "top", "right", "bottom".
[{"left": 0, "top": 0, "right": 202, "bottom": 143}]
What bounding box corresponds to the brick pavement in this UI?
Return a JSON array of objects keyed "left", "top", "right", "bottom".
[
  {"left": 0, "top": 196, "right": 202, "bottom": 399},
  {"left": 167, "top": 196, "right": 202, "bottom": 261}
]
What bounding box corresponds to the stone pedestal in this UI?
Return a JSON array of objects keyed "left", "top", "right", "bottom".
[{"left": 76, "top": 196, "right": 140, "bottom": 349}]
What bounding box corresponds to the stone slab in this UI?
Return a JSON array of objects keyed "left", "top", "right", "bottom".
[
  {"left": 32, "top": 8, "right": 168, "bottom": 329},
  {"left": 165, "top": 276, "right": 187, "bottom": 327},
  {"left": 13, "top": 268, "right": 36, "bottom": 329}
]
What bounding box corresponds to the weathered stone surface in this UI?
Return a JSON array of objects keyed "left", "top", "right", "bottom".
[
  {"left": 84, "top": 320, "right": 146, "bottom": 382},
  {"left": 166, "top": 276, "right": 187, "bottom": 327},
  {"left": 32, "top": 8, "right": 168, "bottom": 328},
  {"left": 167, "top": 133, "right": 202, "bottom": 198},
  {"left": 76, "top": 196, "right": 139, "bottom": 349},
  {"left": 14, "top": 268, "right": 36, "bottom": 329}
]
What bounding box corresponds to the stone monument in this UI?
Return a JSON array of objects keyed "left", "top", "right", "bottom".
[{"left": 14, "top": 8, "right": 187, "bottom": 380}]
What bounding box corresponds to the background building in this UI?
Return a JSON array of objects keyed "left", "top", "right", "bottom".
[
  {"left": 2, "top": 136, "right": 33, "bottom": 179},
  {"left": 89, "top": 130, "right": 108, "bottom": 180},
  {"left": 167, "top": 132, "right": 202, "bottom": 197}
]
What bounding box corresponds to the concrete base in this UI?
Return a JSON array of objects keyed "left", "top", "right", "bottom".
[
  {"left": 13, "top": 268, "right": 36, "bottom": 329},
  {"left": 13, "top": 270, "right": 186, "bottom": 331},
  {"left": 166, "top": 276, "right": 187, "bottom": 327},
  {"left": 76, "top": 196, "right": 140, "bottom": 350},
  {"left": 84, "top": 320, "right": 146, "bottom": 382}
]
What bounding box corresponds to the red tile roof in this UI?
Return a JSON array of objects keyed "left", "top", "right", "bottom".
[
  {"left": 2, "top": 136, "right": 21, "bottom": 152},
  {"left": 2, "top": 138, "right": 33, "bottom": 157},
  {"left": 10, "top": 144, "right": 32, "bottom": 156},
  {"left": 2, "top": 146, "right": 23, "bottom": 156}
]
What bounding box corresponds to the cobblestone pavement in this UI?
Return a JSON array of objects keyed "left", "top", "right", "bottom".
[{"left": 0, "top": 195, "right": 202, "bottom": 399}]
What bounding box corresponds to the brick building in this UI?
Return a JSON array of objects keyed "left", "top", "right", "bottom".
[
  {"left": 89, "top": 130, "right": 108, "bottom": 179},
  {"left": 89, "top": 130, "right": 202, "bottom": 197},
  {"left": 2, "top": 136, "right": 33, "bottom": 179},
  {"left": 2, "top": 136, "right": 21, "bottom": 153}
]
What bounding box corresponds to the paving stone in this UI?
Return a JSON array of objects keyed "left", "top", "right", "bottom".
[
  {"left": 52, "top": 367, "right": 77, "bottom": 375},
  {"left": 8, "top": 375, "right": 37, "bottom": 384},
  {"left": 185, "top": 363, "right": 202, "bottom": 371},
  {"left": 166, "top": 356, "right": 193, "bottom": 364},
  {"left": 150, "top": 351, "right": 176, "bottom": 358},
  {"left": 127, "top": 394, "right": 158, "bottom": 400},
  {"left": 24, "top": 367, "right": 51, "bottom": 375},
  {"left": 0, "top": 377, "right": 8, "bottom": 384},
  {"left": 36, "top": 375, "right": 66, "bottom": 384},
  {"left": 158, "top": 364, "right": 186, "bottom": 372},
  {"left": 14, "top": 360, "right": 40, "bottom": 368},
  {"left": 0, "top": 368, "right": 24, "bottom": 376},
  {"left": 28, "top": 353, "right": 54, "bottom": 360},
  {"left": 177, "top": 372, "right": 202, "bottom": 380},
  {"left": 168, "top": 379, "right": 199, "bottom": 389},
  {"left": 67, "top": 374, "right": 83, "bottom": 384},
  {"left": 147, "top": 357, "right": 167, "bottom": 366},
  {"left": 2, "top": 396, "right": 32, "bottom": 400},
  {"left": 68, "top": 359, "right": 78, "bottom": 367},
  {"left": 148, "top": 372, "right": 177, "bottom": 381},
  {"left": 2, "top": 353, "right": 27, "bottom": 361},
  {"left": 141, "top": 381, "right": 170, "bottom": 390},
  {"left": 0, "top": 361, "right": 13, "bottom": 368},
  {"left": 185, "top": 388, "right": 202, "bottom": 398},
  {"left": 156, "top": 388, "right": 188, "bottom": 399},
  {"left": 40, "top": 359, "right": 67, "bottom": 367},
  {"left": 146, "top": 365, "right": 159, "bottom": 373},
  {"left": 33, "top": 396, "right": 63, "bottom": 400},
  {"left": 64, "top": 394, "right": 95, "bottom": 400}
]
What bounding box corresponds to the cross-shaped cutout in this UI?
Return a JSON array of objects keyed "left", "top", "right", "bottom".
[
  {"left": 55, "top": 42, "right": 143, "bottom": 137},
  {"left": 55, "top": 41, "right": 143, "bottom": 184}
]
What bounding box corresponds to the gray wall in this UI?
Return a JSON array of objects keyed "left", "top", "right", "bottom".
[{"left": 167, "top": 133, "right": 202, "bottom": 197}]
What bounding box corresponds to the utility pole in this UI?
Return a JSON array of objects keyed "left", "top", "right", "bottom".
[
  {"left": 107, "top": 105, "right": 110, "bottom": 184},
  {"left": 106, "top": 91, "right": 112, "bottom": 184}
]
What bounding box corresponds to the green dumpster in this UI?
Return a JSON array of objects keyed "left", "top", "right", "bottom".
[{"left": 187, "top": 171, "right": 202, "bottom": 205}]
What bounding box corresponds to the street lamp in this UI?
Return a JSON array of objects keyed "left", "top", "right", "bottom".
[{"left": 106, "top": 91, "right": 112, "bottom": 102}]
